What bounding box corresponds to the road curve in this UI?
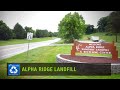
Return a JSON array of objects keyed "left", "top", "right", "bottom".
[{"left": 0, "top": 38, "right": 61, "bottom": 60}]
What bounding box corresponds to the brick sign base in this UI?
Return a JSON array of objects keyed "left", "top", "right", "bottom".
[{"left": 56, "top": 54, "right": 120, "bottom": 74}]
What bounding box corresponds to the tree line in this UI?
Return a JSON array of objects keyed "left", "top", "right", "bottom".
[
  {"left": 97, "top": 11, "right": 120, "bottom": 42},
  {"left": 58, "top": 11, "right": 120, "bottom": 43},
  {"left": 1, "top": 11, "right": 120, "bottom": 42},
  {"left": 0, "top": 21, "right": 58, "bottom": 40}
]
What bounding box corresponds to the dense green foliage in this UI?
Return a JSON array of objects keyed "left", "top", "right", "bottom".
[
  {"left": 36, "top": 29, "right": 48, "bottom": 38},
  {"left": 97, "top": 11, "right": 120, "bottom": 42},
  {"left": 97, "top": 16, "right": 109, "bottom": 32},
  {"left": 0, "top": 21, "right": 58, "bottom": 41},
  {"left": 85, "top": 24, "right": 95, "bottom": 34},
  {"left": 13, "top": 23, "right": 26, "bottom": 39},
  {"left": 58, "top": 12, "right": 86, "bottom": 43},
  {"left": 109, "top": 11, "right": 120, "bottom": 42},
  {"left": 25, "top": 26, "right": 36, "bottom": 37},
  {"left": 0, "top": 20, "right": 13, "bottom": 40}
]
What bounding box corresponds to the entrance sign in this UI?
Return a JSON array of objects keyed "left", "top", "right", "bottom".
[
  {"left": 27, "top": 32, "right": 33, "bottom": 40},
  {"left": 71, "top": 40, "right": 118, "bottom": 60}
]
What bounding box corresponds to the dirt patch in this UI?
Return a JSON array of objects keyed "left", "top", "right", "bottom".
[{"left": 60, "top": 55, "right": 120, "bottom": 63}]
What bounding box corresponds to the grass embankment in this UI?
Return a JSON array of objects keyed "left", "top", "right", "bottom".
[
  {"left": 0, "top": 37, "right": 56, "bottom": 46},
  {"left": 83, "top": 33, "right": 120, "bottom": 45}
]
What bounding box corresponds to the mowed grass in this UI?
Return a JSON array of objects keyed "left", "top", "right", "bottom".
[
  {"left": 0, "top": 45, "right": 120, "bottom": 79},
  {"left": 0, "top": 37, "right": 56, "bottom": 46},
  {"left": 82, "top": 33, "right": 120, "bottom": 46}
]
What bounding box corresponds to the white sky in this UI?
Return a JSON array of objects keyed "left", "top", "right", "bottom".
[{"left": 0, "top": 11, "right": 112, "bottom": 32}]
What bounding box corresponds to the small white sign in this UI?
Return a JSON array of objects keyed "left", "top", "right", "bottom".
[{"left": 27, "top": 32, "right": 33, "bottom": 40}]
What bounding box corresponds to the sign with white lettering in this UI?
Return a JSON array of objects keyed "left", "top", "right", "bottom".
[
  {"left": 71, "top": 40, "right": 118, "bottom": 60},
  {"left": 76, "top": 43, "right": 112, "bottom": 54}
]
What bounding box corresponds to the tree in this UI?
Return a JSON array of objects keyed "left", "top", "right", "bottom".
[
  {"left": 13, "top": 23, "right": 26, "bottom": 39},
  {"left": 109, "top": 11, "right": 120, "bottom": 42},
  {"left": 53, "top": 32, "right": 58, "bottom": 37},
  {"left": 36, "top": 29, "right": 41, "bottom": 38},
  {"left": 42, "top": 30, "right": 49, "bottom": 37},
  {"left": 48, "top": 31, "right": 53, "bottom": 37},
  {"left": 58, "top": 12, "right": 86, "bottom": 43},
  {"left": 25, "top": 26, "right": 36, "bottom": 37},
  {"left": 97, "top": 16, "right": 109, "bottom": 32},
  {"left": 0, "top": 20, "right": 13, "bottom": 40},
  {"left": 85, "top": 24, "right": 94, "bottom": 34},
  {"left": 36, "top": 29, "right": 49, "bottom": 38},
  {"left": 94, "top": 28, "right": 98, "bottom": 33}
]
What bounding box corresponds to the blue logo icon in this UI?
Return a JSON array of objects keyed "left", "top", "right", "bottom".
[{"left": 8, "top": 64, "right": 20, "bottom": 76}]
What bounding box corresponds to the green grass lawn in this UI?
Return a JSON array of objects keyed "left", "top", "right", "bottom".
[
  {"left": 0, "top": 45, "right": 120, "bottom": 79},
  {"left": 56, "top": 33, "right": 120, "bottom": 47},
  {"left": 82, "top": 32, "right": 120, "bottom": 46},
  {"left": 0, "top": 37, "right": 56, "bottom": 46},
  {"left": 55, "top": 39, "right": 65, "bottom": 44}
]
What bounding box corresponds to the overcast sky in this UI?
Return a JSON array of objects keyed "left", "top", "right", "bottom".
[{"left": 0, "top": 11, "right": 112, "bottom": 32}]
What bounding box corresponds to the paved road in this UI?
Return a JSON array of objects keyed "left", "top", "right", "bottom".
[{"left": 0, "top": 38, "right": 61, "bottom": 60}]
